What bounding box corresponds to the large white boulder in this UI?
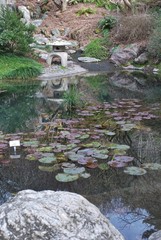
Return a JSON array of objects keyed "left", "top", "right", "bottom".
[{"left": 0, "top": 190, "right": 125, "bottom": 240}]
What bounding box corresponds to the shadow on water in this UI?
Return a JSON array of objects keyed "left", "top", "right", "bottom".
[{"left": 1, "top": 70, "right": 161, "bottom": 239}]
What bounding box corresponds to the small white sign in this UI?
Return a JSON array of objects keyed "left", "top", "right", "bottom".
[{"left": 9, "top": 140, "right": 20, "bottom": 147}]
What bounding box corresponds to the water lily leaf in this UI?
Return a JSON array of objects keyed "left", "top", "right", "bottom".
[
  {"left": 66, "top": 143, "right": 77, "bottom": 150},
  {"left": 141, "top": 163, "right": 161, "bottom": 170},
  {"left": 83, "top": 142, "right": 101, "bottom": 148},
  {"left": 80, "top": 172, "right": 91, "bottom": 178},
  {"left": 121, "top": 123, "right": 136, "bottom": 132},
  {"left": 0, "top": 143, "right": 8, "bottom": 149},
  {"left": 55, "top": 173, "right": 79, "bottom": 182},
  {"left": 98, "top": 163, "right": 109, "bottom": 170},
  {"left": 0, "top": 159, "right": 11, "bottom": 164},
  {"left": 37, "top": 146, "right": 53, "bottom": 152},
  {"left": 124, "top": 166, "right": 147, "bottom": 175},
  {"left": 108, "top": 160, "right": 128, "bottom": 168},
  {"left": 78, "top": 157, "right": 95, "bottom": 165},
  {"left": 26, "top": 154, "right": 39, "bottom": 161},
  {"left": 23, "top": 141, "right": 39, "bottom": 147},
  {"left": 38, "top": 156, "right": 56, "bottom": 164},
  {"left": 114, "top": 155, "right": 134, "bottom": 163},
  {"left": 86, "top": 162, "right": 98, "bottom": 169},
  {"left": 104, "top": 131, "right": 116, "bottom": 136},
  {"left": 92, "top": 152, "right": 108, "bottom": 160},
  {"left": 38, "top": 164, "right": 60, "bottom": 172},
  {"left": 107, "top": 143, "right": 130, "bottom": 151},
  {"left": 79, "top": 134, "right": 90, "bottom": 140},
  {"left": 62, "top": 162, "right": 76, "bottom": 168},
  {"left": 77, "top": 148, "right": 94, "bottom": 156},
  {"left": 112, "top": 149, "right": 127, "bottom": 155},
  {"left": 63, "top": 167, "right": 85, "bottom": 175},
  {"left": 67, "top": 153, "right": 84, "bottom": 162}
]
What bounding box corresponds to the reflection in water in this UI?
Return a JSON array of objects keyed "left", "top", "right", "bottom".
[{"left": 1, "top": 72, "right": 161, "bottom": 239}]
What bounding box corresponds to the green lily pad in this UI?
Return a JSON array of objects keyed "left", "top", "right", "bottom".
[
  {"left": 61, "top": 162, "right": 76, "bottom": 168},
  {"left": 79, "top": 134, "right": 90, "bottom": 140},
  {"left": 83, "top": 142, "right": 101, "bottom": 148},
  {"left": 55, "top": 173, "right": 79, "bottom": 182},
  {"left": 26, "top": 154, "right": 39, "bottom": 161},
  {"left": 121, "top": 123, "right": 136, "bottom": 132},
  {"left": 38, "top": 164, "right": 60, "bottom": 172},
  {"left": 124, "top": 166, "right": 147, "bottom": 175},
  {"left": 38, "top": 156, "right": 56, "bottom": 164},
  {"left": 92, "top": 152, "right": 108, "bottom": 160},
  {"left": 142, "top": 163, "right": 161, "bottom": 170},
  {"left": 66, "top": 143, "right": 77, "bottom": 150},
  {"left": 104, "top": 131, "right": 116, "bottom": 136},
  {"left": 98, "top": 163, "right": 109, "bottom": 170},
  {"left": 63, "top": 167, "right": 85, "bottom": 175},
  {"left": 108, "top": 143, "right": 130, "bottom": 151},
  {"left": 67, "top": 153, "right": 84, "bottom": 162},
  {"left": 80, "top": 172, "right": 91, "bottom": 178},
  {"left": 23, "top": 140, "right": 39, "bottom": 147},
  {"left": 38, "top": 146, "right": 53, "bottom": 152}
]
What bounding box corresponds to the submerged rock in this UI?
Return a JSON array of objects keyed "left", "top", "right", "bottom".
[{"left": 0, "top": 190, "right": 125, "bottom": 240}]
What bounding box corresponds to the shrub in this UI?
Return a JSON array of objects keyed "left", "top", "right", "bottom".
[
  {"left": 76, "top": 7, "right": 96, "bottom": 16},
  {"left": 147, "top": 15, "right": 161, "bottom": 60},
  {"left": 84, "top": 38, "right": 109, "bottom": 60},
  {"left": 112, "top": 13, "right": 153, "bottom": 43},
  {"left": 0, "top": 7, "right": 35, "bottom": 55}
]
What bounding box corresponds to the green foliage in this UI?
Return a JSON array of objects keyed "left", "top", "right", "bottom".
[
  {"left": 98, "top": 16, "right": 117, "bottom": 30},
  {"left": 76, "top": 7, "right": 96, "bottom": 16},
  {"left": 0, "top": 6, "right": 35, "bottom": 55},
  {"left": 0, "top": 54, "right": 42, "bottom": 79},
  {"left": 84, "top": 38, "right": 109, "bottom": 60},
  {"left": 69, "top": 0, "right": 117, "bottom": 9},
  {"left": 147, "top": 15, "right": 161, "bottom": 60},
  {"left": 63, "top": 85, "right": 83, "bottom": 113}
]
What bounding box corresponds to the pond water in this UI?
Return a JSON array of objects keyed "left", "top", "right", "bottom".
[{"left": 1, "top": 72, "right": 161, "bottom": 240}]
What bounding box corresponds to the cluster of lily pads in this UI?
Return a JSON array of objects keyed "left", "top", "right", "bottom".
[{"left": 0, "top": 98, "right": 160, "bottom": 182}]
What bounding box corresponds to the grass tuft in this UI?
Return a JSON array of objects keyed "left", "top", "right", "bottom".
[{"left": 0, "top": 54, "right": 42, "bottom": 80}]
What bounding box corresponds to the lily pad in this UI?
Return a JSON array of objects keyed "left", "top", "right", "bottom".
[
  {"left": 61, "top": 162, "right": 76, "bottom": 168},
  {"left": 114, "top": 155, "right": 134, "bottom": 163},
  {"left": 108, "top": 143, "right": 130, "bottom": 151},
  {"left": 23, "top": 140, "right": 39, "bottom": 147},
  {"left": 38, "top": 164, "right": 60, "bottom": 172},
  {"left": 108, "top": 160, "right": 128, "bottom": 168},
  {"left": 38, "top": 156, "right": 56, "bottom": 164},
  {"left": 141, "top": 163, "right": 161, "bottom": 170},
  {"left": 26, "top": 154, "right": 39, "bottom": 161},
  {"left": 63, "top": 167, "right": 85, "bottom": 175},
  {"left": 124, "top": 166, "right": 147, "bottom": 175},
  {"left": 79, "top": 134, "right": 90, "bottom": 140},
  {"left": 83, "top": 142, "right": 101, "bottom": 148},
  {"left": 55, "top": 173, "right": 79, "bottom": 182},
  {"left": 37, "top": 146, "right": 53, "bottom": 152},
  {"left": 98, "top": 163, "right": 109, "bottom": 170},
  {"left": 121, "top": 123, "right": 136, "bottom": 132},
  {"left": 80, "top": 172, "right": 91, "bottom": 178},
  {"left": 67, "top": 153, "right": 84, "bottom": 162}
]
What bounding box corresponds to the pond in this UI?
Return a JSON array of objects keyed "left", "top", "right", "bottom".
[{"left": 1, "top": 71, "right": 161, "bottom": 240}]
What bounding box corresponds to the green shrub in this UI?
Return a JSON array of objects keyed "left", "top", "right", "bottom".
[
  {"left": 76, "top": 7, "right": 96, "bottom": 16},
  {"left": 147, "top": 15, "right": 161, "bottom": 60},
  {"left": 0, "top": 54, "right": 42, "bottom": 79},
  {"left": 0, "top": 7, "right": 35, "bottom": 55},
  {"left": 98, "top": 16, "right": 117, "bottom": 30},
  {"left": 84, "top": 38, "right": 109, "bottom": 60}
]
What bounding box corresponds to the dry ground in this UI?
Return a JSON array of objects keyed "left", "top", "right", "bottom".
[{"left": 16, "top": 1, "right": 108, "bottom": 46}]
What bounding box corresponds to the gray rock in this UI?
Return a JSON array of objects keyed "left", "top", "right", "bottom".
[
  {"left": 149, "top": 230, "right": 161, "bottom": 240},
  {"left": 31, "top": 19, "right": 43, "bottom": 27},
  {"left": 0, "top": 190, "right": 125, "bottom": 240},
  {"left": 110, "top": 43, "right": 141, "bottom": 65},
  {"left": 51, "top": 28, "right": 61, "bottom": 37},
  {"left": 78, "top": 57, "right": 101, "bottom": 63},
  {"left": 134, "top": 52, "right": 148, "bottom": 64},
  {"left": 18, "top": 6, "right": 31, "bottom": 25},
  {"left": 34, "top": 34, "right": 49, "bottom": 45}
]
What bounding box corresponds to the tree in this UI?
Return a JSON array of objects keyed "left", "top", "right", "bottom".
[{"left": 0, "top": 6, "right": 35, "bottom": 55}]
